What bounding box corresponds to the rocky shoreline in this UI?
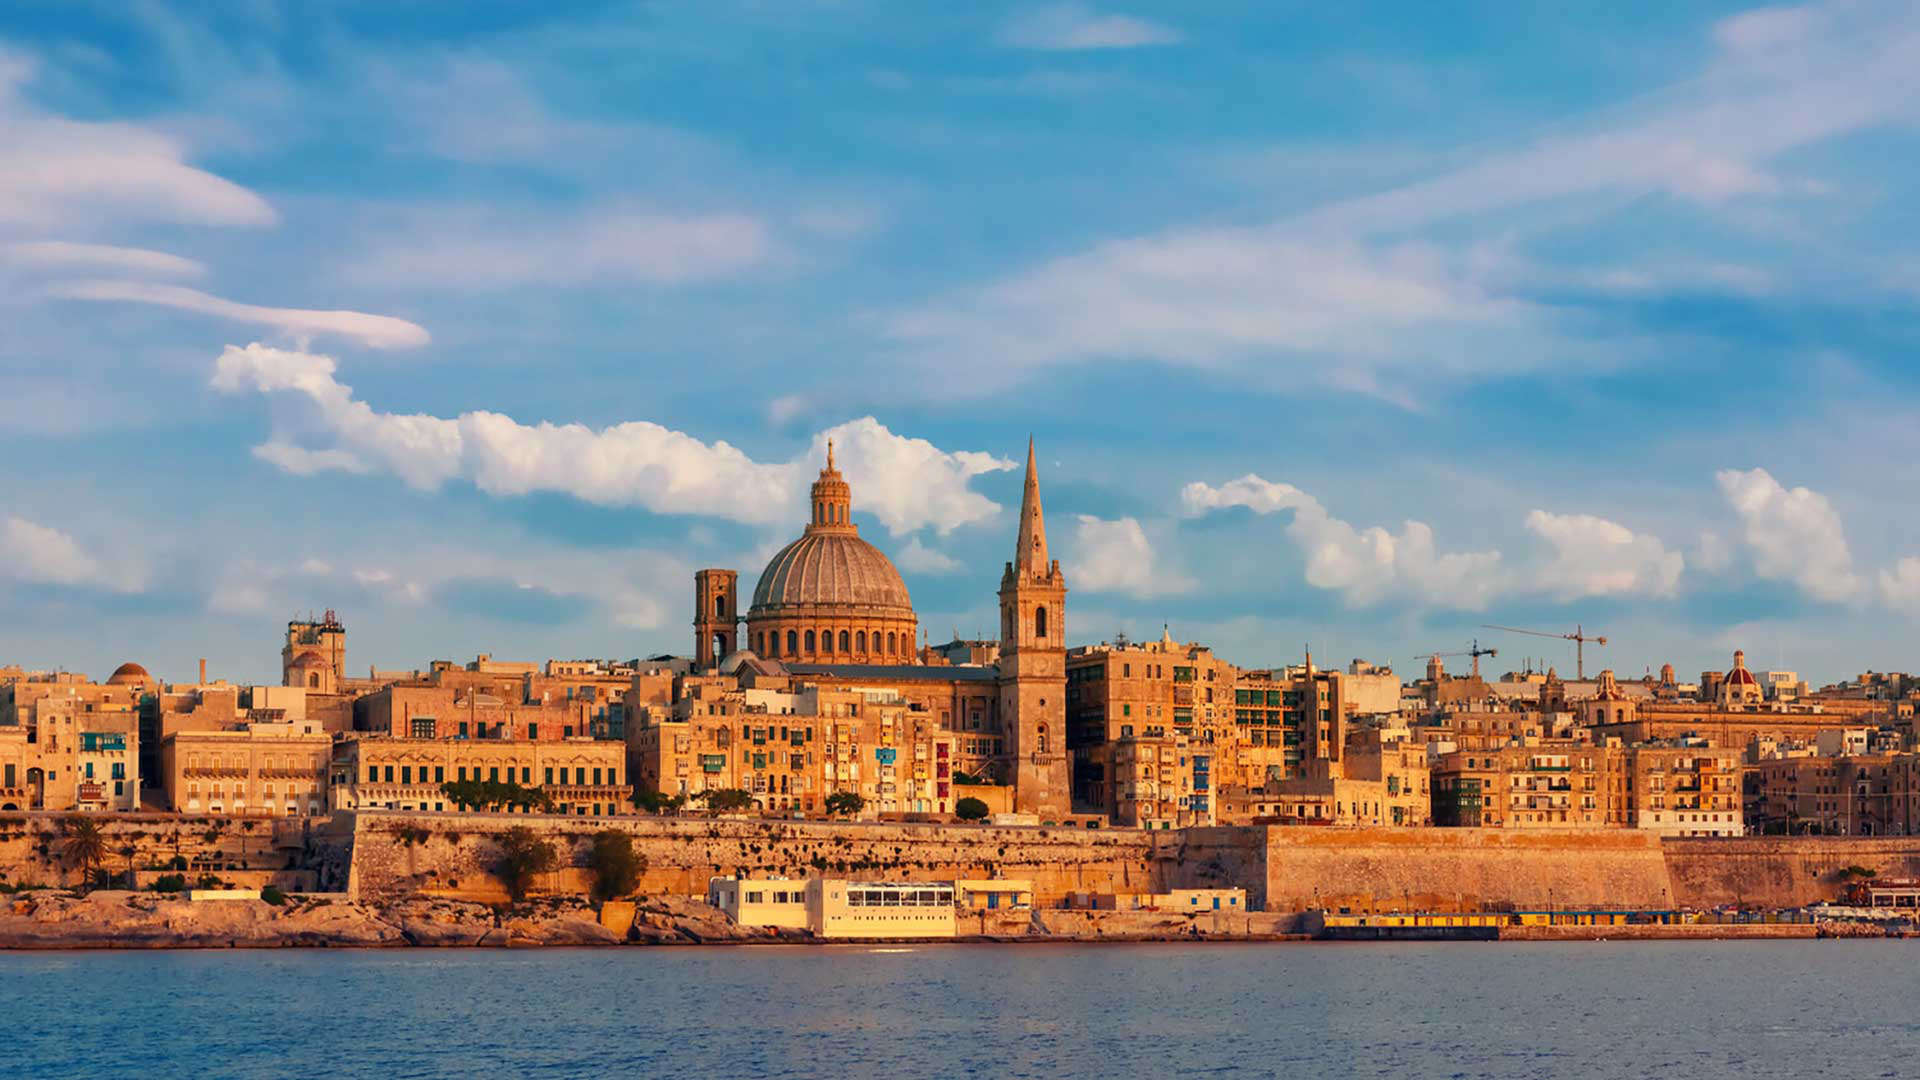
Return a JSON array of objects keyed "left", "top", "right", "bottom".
[{"left": 3, "top": 891, "right": 1912, "bottom": 949}]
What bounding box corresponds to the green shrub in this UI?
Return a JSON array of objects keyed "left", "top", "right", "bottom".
[
  {"left": 149, "top": 874, "right": 188, "bottom": 893},
  {"left": 260, "top": 885, "right": 287, "bottom": 906},
  {"left": 954, "top": 797, "right": 991, "bottom": 821},
  {"left": 586, "top": 830, "right": 645, "bottom": 903}
]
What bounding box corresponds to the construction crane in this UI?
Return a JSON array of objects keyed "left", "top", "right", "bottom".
[
  {"left": 1482, "top": 623, "right": 1608, "bottom": 680},
  {"left": 1413, "top": 639, "right": 1500, "bottom": 679}
]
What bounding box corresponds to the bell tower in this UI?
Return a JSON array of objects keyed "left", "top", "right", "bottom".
[
  {"left": 998, "top": 438, "right": 1069, "bottom": 815},
  {"left": 694, "top": 569, "right": 739, "bottom": 669}
]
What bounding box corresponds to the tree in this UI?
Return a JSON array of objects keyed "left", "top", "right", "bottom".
[
  {"left": 824, "top": 791, "right": 866, "bottom": 818},
  {"left": 632, "top": 788, "right": 687, "bottom": 815},
  {"left": 493, "top": 826, "right": 558, "bottom": 902},
  {"left": 952, "top": 771, "right": 996, "bottom": 786},
  {"left": 441, "top": 778, "right": 554, "bottom": 814},
  {"left": 954, "top": 797, "right": 991, "bottom": 822},
  {"left": 60, "top": 816, "right": 107, "bottom": 891},
  {"left": 118, "top": 844, "right": 138, "bottom": 889},
  {"left": 586, "top": 830, "right": 646, "bottom": 903},
  {"left": 696, "top": 788, "right": 755, "bottom": 814}
]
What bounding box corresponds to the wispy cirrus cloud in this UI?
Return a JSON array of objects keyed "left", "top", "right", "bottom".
[
  {"left": 999, "top": 4, "right": 1181, "bottom": 51},
  {"left": 2, "top": 240, "right": 203, "bottom": 277},
  {"left": 49, "top": 281, "right": 430, "bottom": 349},
  {"left": 0, "top": 48, "right": 274, "bottom": 228}
]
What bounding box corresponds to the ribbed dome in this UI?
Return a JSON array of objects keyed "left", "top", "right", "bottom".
[
  {"left": 751, "top": 532, "right": 914, "bottom": 615},
  {"left": 107, "top": 661, "right": 150, "bottom": 685}
]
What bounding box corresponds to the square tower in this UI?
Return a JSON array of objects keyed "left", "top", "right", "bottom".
[
  {"left": 997, "top": 439, "right": 1069, "bottom": 816},
  {"left": 695, "top": 569, "right": 740, "bottom": 669},
  {"left": 283, "top": 611, "right": 345, "bottom": 694}
]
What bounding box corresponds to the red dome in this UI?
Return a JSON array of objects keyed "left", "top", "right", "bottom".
[{"left": 107, "top": 662, "right": 151, "bottom": 685}]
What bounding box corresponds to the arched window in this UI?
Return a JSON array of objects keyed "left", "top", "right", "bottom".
[
  {"left": 805, "top": 630, "right": 816, "bottom": 653},
  {"left": 1036, "top": 724, "right": 1049, "bottom": 754},
  {"left": 1034, "top": 605, "right": 1048, "bottom": 640},
  {"left": 715, "top": 594, "right": 727, "bottom": 617},
  {"left": 887, "top": 631, "right": 897, "bottom": 654},
  {"left": 838, "top": 630, "right": 850, "bottom": 652},
  {"left": 308, "top": 672, "right": 319, "bottom": 689},
  {"left": 856, "top": 630, "right": 867, "bottom": 653}
]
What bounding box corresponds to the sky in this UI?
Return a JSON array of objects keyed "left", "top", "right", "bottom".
[{"left": 3, "top": 1, "right": 1920, "bottom": 687}]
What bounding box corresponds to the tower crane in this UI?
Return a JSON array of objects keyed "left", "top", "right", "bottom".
[
  {"left": 1413, "top": 639, "right": 1500, "bottom": 679},
  {"left": 1482, "top": 623, "right": 1608, "bottom": 680}
]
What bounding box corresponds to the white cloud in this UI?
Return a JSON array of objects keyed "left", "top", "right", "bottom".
[
  {"left": 895, "top": 537, "right": 961, "bottom": 574},
  {"left": 0, "top": 515, "right": 142, "bottom": 592},
  {"left": 50, "top": 281, "right": 430, "bottom": 350},
  {"left": 0, "top": 49, "right": 275, "bottom": 228},
  {"left": 1068, "top": 515, "right": 1193, "bottom": 598},
  {"left": 1694, "top": 530, "right": 1734, "bottom": 574},
  {"left": 1181, "top": 475, "right": 1504, "bottom": 608},
  {"left": 1878, "top": 558, "right": 1920, "bottom": 615},
  {"left": 1716, "top": 467, "right": 1862, "bottom": 603},
  {"left": 1523, "top": 510, "right": 1684, "bottom": 600},
  {"left": 2, "top": 241, "right": 203, "bottom": 277},
  {"left": 1000, "top": 4, "right": 1181, "bottom": 50},
  {"left": 211, "top": 343, "right": 1013, "bottom": 536}
]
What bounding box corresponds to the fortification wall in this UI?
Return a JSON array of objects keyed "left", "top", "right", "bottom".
[
  {"left": 0, "top": 812, "right": 322, "bottom": 890},
  {"left": 1662, "top": 836, "right": 1920, "bottom": 909},
  {"left": 343, "top": 812, "right": 1164, "bottom": 903}
]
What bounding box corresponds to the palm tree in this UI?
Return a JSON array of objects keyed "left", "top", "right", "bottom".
[
  {"left": 60, "top": 816, "right": 107, "bottom": 892},
  {"left": 119, "top": 844, "right": 138, "bottom": 889}
]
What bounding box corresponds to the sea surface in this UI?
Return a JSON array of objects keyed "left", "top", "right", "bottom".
[{"left": 5, "top": 941, "right": 1916, "bottom": 1078}]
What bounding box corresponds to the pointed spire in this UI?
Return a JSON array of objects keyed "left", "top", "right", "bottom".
[
  {"left": 1015, "top": 435, "right": 1048, "bottom": 574},
  {"left": 826, "top": 437, "right": 836, "bottom": 473}
]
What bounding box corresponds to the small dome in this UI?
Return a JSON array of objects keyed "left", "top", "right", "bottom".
[
  {"left": 750, "top": 532, "right": 914, "bottom": 615},
  {"left": 288, "top": 651, "right": 327, "bottom": 670},
  {"left": 107, "top": 662, "right": 150, "bottom": 685}
]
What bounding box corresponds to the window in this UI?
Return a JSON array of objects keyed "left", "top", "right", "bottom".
[
  {"left": 857, "top": 630, "right": 867, "bottom": 653},
  {"left": 384, "top": 765, "right": 394, "bottom": 783},
  {"left": 715, "top": 594, "right": 727, "bottom": 617},
  {"left": 401, "top": 766, "right": 412, "bottom": 785},
  {"left": 545, "top": 767, "right": 554, "bottom": 785},
  {"left": 787, "top": 630, "right": 797, "bottom": 654},
  {"left": 410, "top": 717, "right": 436, "bottom": 739},
  {"left": 367, "top": 766, "right": 377, "bottom": 783},
  {"left": 489, "top": 767, "right": 499, "bottom": 782},
  {"left": 435, "top": 766, "right": 445, "bottom": 783},
  {"left": 839, "top": 630, "right": 850, "bottom": 652},
  {"left": 528, "top": 723, "right": 538, "bottom": 739},
  {"left": 593, "top": 768, "right": 603, "bottom": 785},
  {"left": 887, "top": 631, "right": 897, "bottom": 654},
  {"left": 576, "top": 768, "right": 586, "bottom": 785},
  {"left": 806, "top": 630, "right": 816, "bottom": 652},
  {"left": 458, "top": 721, "right": 469, "bottom": 738},
  {"left": 1034, "top": 606, "right": 1048, "bottom": 639}
]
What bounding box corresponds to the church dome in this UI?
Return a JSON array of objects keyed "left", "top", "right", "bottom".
[
  {"left": 107, "top": 661, "right": 150, "bottom": 685},
  {"left": 751, "top": 532, "right": 914, "bottom": 615},
  {"left": 743, "top": 440, "right": 919, "bottom": 665}
]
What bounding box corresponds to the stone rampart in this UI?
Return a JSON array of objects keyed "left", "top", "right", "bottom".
[
  {"left": 342, "top": 812, "right": 1165, "bottom": 904},
  {"left": 1662, "top": 836, "right": 1920, "bottom": 909}
]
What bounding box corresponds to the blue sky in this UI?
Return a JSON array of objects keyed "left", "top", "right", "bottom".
[{"left": 3, "top": 1, "right": 1920, "bottom": 686}]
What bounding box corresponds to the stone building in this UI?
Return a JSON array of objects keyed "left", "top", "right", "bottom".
[
  {"left": 1065, "top": 631, "right": 1235, "bottom": 823},
  {"left": 0, "top": 664, "right": 147, "bottom": 811},
  {"left": 1748, "top": 753, "right": 1920, "bottom": 836},
  {"left": 330, "top": 736, "right": 630, "bottom": 816},
  {"left": 161, "top": 721, "right": 332, "bottom": 816}
]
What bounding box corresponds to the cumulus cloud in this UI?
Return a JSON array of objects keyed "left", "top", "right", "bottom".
[
  {"left": 211, "top": 344, "right": 1012, "bottom": 535},
  {"left": 1523, "top": 510, "right": 1684, "bottom": 600},
  {"left": 0, "top": 50, "right": 274, "bottom": 228},
  {"left": 1716, "top": 467, "right": 1862, "bottom": 603},
  {"left": 1, "top": 241, "right": 203, "bottom": 277},
  {"left": 1068, "top": 515, "right": 1194, "bottom": 598},
  {"left": 50, "top": 281, "right": 429, "bottom": 349},
  {"left": 894, "top": 537, "right": 962, "bottom": 574},
  {"left": 1000, "top": 4, "right": 1181, "bottom": 50},
  {"left": 0, "top": 515, "right": 142, "bottom": 592},
  {"left": 1878, "top": 558, "right": 1920, "bottom": 615},
  {"left": 1181, "top": 475, "right": 1504, "bottom": 608}
]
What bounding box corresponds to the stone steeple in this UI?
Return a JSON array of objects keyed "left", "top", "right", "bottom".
[
  {"left": 998, "top": 437, "right": 1068, "bottom": 816},
  {"left": 1015, "top": 436, "right": 1048, "bottom": 574}
]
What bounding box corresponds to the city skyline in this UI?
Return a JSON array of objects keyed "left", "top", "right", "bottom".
[{"left": 6, "top": 2, "right": 1920, "bottom": 685}]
